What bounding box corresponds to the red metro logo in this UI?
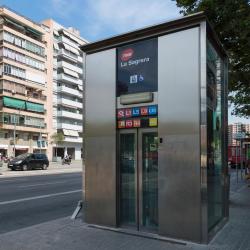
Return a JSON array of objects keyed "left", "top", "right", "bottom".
[{"left": 120, "top": 48, "right": 134, "bottom": 62}]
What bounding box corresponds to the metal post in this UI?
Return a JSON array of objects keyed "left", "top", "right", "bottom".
[
  {"left": 236, "top": 142, "right": 238, "bottom": 183},
  {"left": 240, "top": 139, "right": 243, "bottom": 180},
  {"left": 39, "top": 122, "right": 42, "bottom": 153},
  {"left": 13, "top": 114, "right": 16, "bottom": 158}
]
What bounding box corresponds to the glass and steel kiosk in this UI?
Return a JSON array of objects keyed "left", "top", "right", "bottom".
[{"left": 81, "top": 12, "right": 229, "bottom": 243}]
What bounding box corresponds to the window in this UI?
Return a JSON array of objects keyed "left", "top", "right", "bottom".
[
  {"left": 0, "top": 48, "right": 45, "bottom": 71},
  {"left": 3, "top": 31, "right": 45, "bottom": 57},
  {"left": 25, "top": 116, "right": 44, "bottom": 127},
  {"left": 2, "top": 64, "right": 25, "bottom": 79}
]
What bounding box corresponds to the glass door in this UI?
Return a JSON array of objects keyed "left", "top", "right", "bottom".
[
  {"left": 139, "top": 129, "right": 158, "bottom": 231},
  {"left": 119, "top": 130, "right": 137, "bottom": 226},
  {"left": 119, "top": 129, "right": 158, "bottom": 232}
]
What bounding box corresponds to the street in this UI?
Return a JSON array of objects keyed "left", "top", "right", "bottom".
[{"left": 0, "top": 172, "right": 82, "bottom": 234}]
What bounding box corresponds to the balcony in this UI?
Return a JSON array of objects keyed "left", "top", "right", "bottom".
[
  {"left": 58, "top": 86, "right": 82, "bottom": 97},
  {"left": 0, "top": 123, "right": 47, "bottom": 133},
  {"left": 1, "top": 90, "right": 46, "bottom": 104},
  {"left": 57, "top": 73, "right": 82, "bottom": 85},
  {"left": 58, "top": 36, "right": 79, "bottom": 50},
  {"left": 58, "top": 61, "right": 83, "bottom": 74},
  {"left": 58, "top": 49, "right": 78, "bottom": 62},
  {"left": 57, "top": 123, "right": 82, "bottom": 131},
  {"left": 64, "top": 136, "right": 82, "bottom": 143},
  {"left": 57, "top": 110, "right": 82, "bottom": 120},
  {"left": 57, "top": 97, "right": 82, "bottom": 109}
]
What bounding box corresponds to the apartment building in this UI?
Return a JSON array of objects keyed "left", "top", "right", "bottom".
[
  {"left": 42, "top": 19, "right": 87, "bottom": 160},
  {"left": 0, "top": 6, "right": 48, "bottom": 157},
  {"left": 228, "top": 123, "right": 250, "bottom": 145}
]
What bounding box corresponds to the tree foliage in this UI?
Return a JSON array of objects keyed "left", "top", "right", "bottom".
[
  {"left": 173, "top": 0, "right": 250, "bottom": 117},
  {"left": 50, "top": 132, "right": 65, "bottom": 145}
]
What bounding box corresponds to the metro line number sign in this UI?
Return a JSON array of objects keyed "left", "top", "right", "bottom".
[{"left": 117, "top": 105, "right": 158, "bottom": 129}]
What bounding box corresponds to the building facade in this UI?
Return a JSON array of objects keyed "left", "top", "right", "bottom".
[
  {"left": 0, "top": 7, "right": 48, "bottom": 157},
  {"left": 228, "top": 123, "right": 250, "bottom": 145},
  {"left": 42, "top": 19, "right": 87, "bottom": 160}
]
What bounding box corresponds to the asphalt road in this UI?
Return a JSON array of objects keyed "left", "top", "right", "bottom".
[{"left": 0, "top": 172, "right": 82, "bottom": 234}]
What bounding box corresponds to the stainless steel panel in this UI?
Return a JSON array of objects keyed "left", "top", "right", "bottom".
[
  {"left": 84, "top": 49, "right": 117, "bottom": 226},
  {"left": 158, "top": 28, "right": 201, "bottom": 242}
]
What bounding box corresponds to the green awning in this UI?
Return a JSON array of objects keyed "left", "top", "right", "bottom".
[
  {"left": 26, "top": 102, "right": 44, "bottom": 113},
  {"left": 3, "top": 97, "right": 25, "bottom": 109},
  {"left": 4, "top": 17, "right": 25, "bottom": 30},
  {"left": 26, "top": 27, "right": 43, "bottom": 37}
]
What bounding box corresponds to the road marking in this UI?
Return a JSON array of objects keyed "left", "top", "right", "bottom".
[
  {"left": 19, "top": 181, "right": 68, "bottom": 188},
  {"left": 0, "top": 178, "right": 32, "bottom": 183},
  {"left": 0, "top": 189, "right": 82, "bottom": 205}
]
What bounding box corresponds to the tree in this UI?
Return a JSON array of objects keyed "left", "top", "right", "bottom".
[
  {"left": 50, "top": 132, "right": 65, "bottom": 161},
  {"left": 173, "top": 0, "right": 250, "bottom": 117}
]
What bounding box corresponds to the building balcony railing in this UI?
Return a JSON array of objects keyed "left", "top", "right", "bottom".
[
  {"left": 57, "top": 73, "right": 82, "bottom": 85},
  {"left": 58, "top": 86, "right": 82, "bottom": 97},
  {"left": 57, "top": 97, "right": 82, "bottom": 109},
  {"left": 58, "top": 49, "right": 78, "bottom": 62},
  {"left": 0, "top": 90, "right": 46, "bottom": 103},
  {"left": 57, "top": 123, "right": 82, "bottom": 132},
  {"left": 0, "top": 123, "right": 47, "bottom": 133},
  {"left": 57, "top": 61, "right": 83, "bottom": 74},
  {"left": 0, "top": 138, "right": 48, "bottom": 148},
  {"left": 64, "top": 136, "right": 82, "bottom": 143},
  {"left": 57, "top": 110, "right": 82, "bottom": 120}
]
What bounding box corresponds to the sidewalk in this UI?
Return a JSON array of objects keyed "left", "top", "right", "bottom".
[
  {"left": 0, "top": 160, "right": 82, "bottom": 178},
  {"left": 0, "top": 171, "right": 249, "bottom": 250}
]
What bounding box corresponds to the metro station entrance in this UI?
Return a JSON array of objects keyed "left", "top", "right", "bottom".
[{"left": 119, "top": 128, "right": 158, "bottom": 232}]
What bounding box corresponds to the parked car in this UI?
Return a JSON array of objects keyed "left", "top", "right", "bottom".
[{"left": 8, "top": 153, "right": 49, "bottom": 171}]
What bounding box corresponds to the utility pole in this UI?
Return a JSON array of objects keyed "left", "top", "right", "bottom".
[
  {"left": 13, "top": 113, "right": 16, "bottom": 158},
  {"left": 39, "top": 121, "right": 42, "bottom": 153}
]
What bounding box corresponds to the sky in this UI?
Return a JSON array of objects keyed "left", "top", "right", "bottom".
[{"left": 0, "top": 0, "right": 249, "bottom": 124}]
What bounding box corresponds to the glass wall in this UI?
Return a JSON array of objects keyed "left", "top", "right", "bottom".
[{"left": 207, "top": 40, "right": 224, "bottom": 231}]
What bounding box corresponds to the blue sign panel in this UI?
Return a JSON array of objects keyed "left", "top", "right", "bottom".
[
  {"left": 148, "top": 105, "right": 157, "bottom": 115},
  {"left": 132, "top": 107, "right": 140, "bottom": 116}
]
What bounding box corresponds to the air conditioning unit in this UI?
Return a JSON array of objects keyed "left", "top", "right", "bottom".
[{"left": 11, "top": 90, "right": 16, "bottom": 95}]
